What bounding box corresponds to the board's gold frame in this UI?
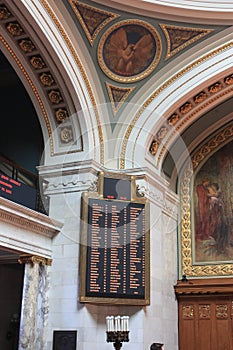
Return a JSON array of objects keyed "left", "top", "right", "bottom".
[{"left": 79, "top": 171, "right": 150, "bottom": 305}]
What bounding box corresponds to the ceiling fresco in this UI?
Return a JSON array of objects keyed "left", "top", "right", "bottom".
[{"left": 64, "top": 0, "right": 228, "bottom": 121}]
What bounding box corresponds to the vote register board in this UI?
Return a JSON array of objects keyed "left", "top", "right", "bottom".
[{"left": 79, "top": 172, "right": 150, "bottom": 305}]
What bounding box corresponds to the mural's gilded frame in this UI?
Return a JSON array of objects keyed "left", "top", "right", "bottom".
[{"left": 180, "top": 123, "right": 233, "bottom": 277}]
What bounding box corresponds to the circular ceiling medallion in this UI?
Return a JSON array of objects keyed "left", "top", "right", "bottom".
[{"left": 98, "top": 20, "right": 162, "bottom": 83}]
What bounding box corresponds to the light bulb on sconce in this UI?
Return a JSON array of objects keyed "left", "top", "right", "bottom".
[{"left": 106, "top": 315, "right": 130, "bottom": 350}]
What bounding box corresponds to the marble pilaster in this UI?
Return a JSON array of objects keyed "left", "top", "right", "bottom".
[
  {"left": 36, "top": 264, "right": 51, "bottom": 350},
  {"left": 18, "top": 256, "right": 51, "bottom": 350}
]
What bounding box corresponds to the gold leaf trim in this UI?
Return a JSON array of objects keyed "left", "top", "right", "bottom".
[
  {"left": 180, "top": 124, "right": 233, "bottom": 277},
  {"left": 160, "top": 24, "right": 213, "bottom": 59},
  {"left": 106, "top": 83, "right": 135, "bottom": 116},
  {"left": 19, "top": 255, "right": 52, "bottom": 266},
  {"left": 68, "top": 0, "right": 119, "bottom": 46}
]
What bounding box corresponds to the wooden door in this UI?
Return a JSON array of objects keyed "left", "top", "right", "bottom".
[
  {"left": 178, "top": 299, "right": 233, "bottom": 350},
  {"left": 175, "top": 278, "right": 233, "bottom": 350}
]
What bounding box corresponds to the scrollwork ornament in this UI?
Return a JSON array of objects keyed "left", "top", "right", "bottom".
[
  {"left": 149, "top": 139, "right": 159, "bottom": 156},
  {"left": 60, "top": 127, "right": 73, "bottom": 143},
  {"left": 136, "top": 185, "right": 145, "bottom": 197},
  {"left": 0, "top": 6, "right": 12, "bottom": 20},
  {"left": 48, "top": 90, "right": 63, "bottom": 104},
  {"left": 19, "top": 39, "right": 35, "bottom": 53},
  {"left": 6, "top": 22, "right": 24, "bottom": 36},
  {"left": 224, "top": 74, "right": 233, "bottom": 85},
  {"left": 55, "top": 108, "right": 68, "bottom": 122},
  {"left": 180, "top": 102, "right": 192, "bottom": 114},
  {"left": 168, "top": 113, "right": 179, "bottom": 126},
  {"left": 40, "top": 73, "right": 55, "bottom": 87},
  {"left": 209, "top": 82, "right": 222, "bottom": 93},
  {"left": 87, "top": 180, "right": 98, "bottom": 192},
  {"left": 30, "top": 56, "right": 46, "bottom": 69}
]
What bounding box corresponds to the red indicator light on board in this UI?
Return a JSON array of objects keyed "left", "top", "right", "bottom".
[
  {"left": 9, "top": 179, "right": 21, "bottom": 186},
  {"left": 107, "top": 195, "right": 115, "bottom": 199},
  {"left": 1, "top": 174, "right": 9, "bottom": 181},
  {"left": 0, "top": 180, "right": 12, "bottom": 188}
]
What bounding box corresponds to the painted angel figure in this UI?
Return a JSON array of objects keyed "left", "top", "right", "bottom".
[{"left": 105, "top": 27, "right": 154, "bottom": 76}]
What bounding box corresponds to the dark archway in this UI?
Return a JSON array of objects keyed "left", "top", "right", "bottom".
[{"left": 0, "top": 49, "right": 43, "bottom": 174}]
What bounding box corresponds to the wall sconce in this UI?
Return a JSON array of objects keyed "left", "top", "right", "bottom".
[{"left": 106, "top": 315, "right": 129, "bottom": 350}]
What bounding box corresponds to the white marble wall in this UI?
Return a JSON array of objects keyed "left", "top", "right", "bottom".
[{"left": 43, "top": 165, "right": 179, "bottom": 350}]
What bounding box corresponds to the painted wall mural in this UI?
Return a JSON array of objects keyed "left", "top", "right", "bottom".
[
  {"left": 180, "top": 125, "right": 233, "bottom": 277},
  {"left": 98, "top": 20, "right": 162, "bottom": 83},
  {"left": 193, "top": 141, "right": 233, "bottom": 263}
]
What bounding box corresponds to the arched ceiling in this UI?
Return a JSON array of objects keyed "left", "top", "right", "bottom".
[
  {"left": 0, "top": 0, "right": 232, "bottom": 179},
  {"left": 96, "top": 0, "right": 233, "bottom": 22}
]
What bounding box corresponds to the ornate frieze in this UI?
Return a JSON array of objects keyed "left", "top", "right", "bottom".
[
  {"left": 18, "top": 255, "right": 52, "bottom": 266},
  {"left": 0, "top": 4, "right": 12, "bottom": 20},
  {"left": 0, "top": 197, "right": 62, "bottom": 257},
  {"left": 149, "top": 72, "right": 233, "bottom": 157},
  {"left": 182, "top": 305, "right": 194, "bottom": 319}
]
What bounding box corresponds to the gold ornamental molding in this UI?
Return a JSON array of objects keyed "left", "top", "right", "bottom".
[
  {"left": 180, "top": 123, "right": 233, "bottom": 277},
  {"left": 0, "top": 33, "right": 54, "bottom": 153},
  {"left": 160, "top": 24, "right": 213, "bottom": 59},
  {"left": 119, "top": 41, "right": 233, "bottom": 169},
  {"left": 18, "top": 254, "right": 52, "bottom": 266},
  {"left": 98, "top": 19, "right": 162, "bottom": 83},
  {"left": 0, "top": 2, "right": 77, "bottom": 154},
  {"left": 41, "top": 0, "right": 104, "bottom": 164},
  {"left": 153, "top": 73, "right": 233, "bottom": 166},
  {"left": 68, "top": 0, "right": 119, "bottom": 46},
  {"left": 106, "top": 82, "right": 135, "bottom": 116}
]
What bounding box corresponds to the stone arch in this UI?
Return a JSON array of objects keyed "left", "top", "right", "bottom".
[
  {"left": 120, "top": 36, "right": 233, "bottom": 190},
  {"left": 0, "top": 0, "right": 103, "bottom": 168}
]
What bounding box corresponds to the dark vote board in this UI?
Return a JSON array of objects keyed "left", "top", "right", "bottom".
[
  {"left": 79, "top": 192, "right": 150, "bottom": 305},
  {"left": 0, "top": 173, "right": 37, "bottom": 210}
]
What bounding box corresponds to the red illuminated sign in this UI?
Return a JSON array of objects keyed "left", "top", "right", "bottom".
[
  {"left": 0, "top": 174, "right": 21, "bottom": 195},
  {"left": 0, "top": 173, "right": 37, "bottom": 210}
]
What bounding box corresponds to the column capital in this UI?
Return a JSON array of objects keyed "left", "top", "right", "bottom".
[{"left": 18, "top": 254, "right": 52, "bottom": 266}]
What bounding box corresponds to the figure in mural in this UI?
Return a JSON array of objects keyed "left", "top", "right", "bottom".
[
  {"left": 195, "top": 178, "right": 210, "bottom": 240},
  {"left": 105, "top": 27, "right": 154, "bottom": 76},
  {"left": 196, "top": 179, "right": 228, "bottom": 254},
  {"left": 207, "top": 182, "right": 228, "bottom": 254}
]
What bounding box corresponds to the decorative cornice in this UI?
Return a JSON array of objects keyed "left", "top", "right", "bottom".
[
  {"left": 0, "top": 197, "right": 63, "bottom": 238},
  {"left": 175, "top": 277, "right": 233, "bottom": 297},
  {"left": 18, "top": 254, "right": 52, "bottom": 266}
]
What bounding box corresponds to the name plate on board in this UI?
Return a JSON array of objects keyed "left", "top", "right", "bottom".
[{"left": 79, "top": 171, "right": 150, "bottom": 305}]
